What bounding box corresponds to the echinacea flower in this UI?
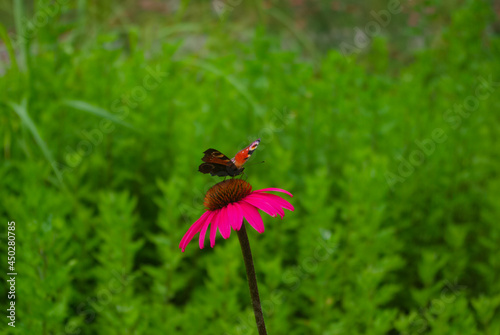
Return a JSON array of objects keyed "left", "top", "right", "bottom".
[{"left": 179, "top": 179, "right": 294, "bottom": 252}]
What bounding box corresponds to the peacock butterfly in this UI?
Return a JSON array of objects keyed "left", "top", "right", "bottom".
[{"left": 198, "top": 139, "right": 260, "bottom": 177}]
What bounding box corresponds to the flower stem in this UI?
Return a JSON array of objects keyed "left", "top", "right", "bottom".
[{"left": 236, "top": 223, "right": 268, "bottom": 335}]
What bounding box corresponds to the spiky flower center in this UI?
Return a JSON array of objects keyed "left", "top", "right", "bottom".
[{"left": 204, "top": 179, "right": 252, "bottom": 211}]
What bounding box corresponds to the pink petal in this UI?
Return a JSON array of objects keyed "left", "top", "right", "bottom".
[
  {"left": 239, "top": 201, "right": 265, "bottom": 233},
  {"left": 225, "top": 203, "right": 238, "bottom": 231},
  {"left": 253, "top": 193, "right": 294, "bottom": 212},
  {"left": 243, "top": 196, "right": 280, "bottom": 218},
  {"left": 218, "top": 206, "right": 231, "bottom": 239},
  {"left": 254, "top": 188, "right": 293, "bottom": 197},
  {"left": 180, "top": 211, "right": 209, "bottom": 247},
  {"left": 180, "top": 211, "right": 211, "bottom": 252},
  {"left": 198, "top": 211, "right": 215, "bottom": 249},
  {"left": 245, "top": 193, "right": 287, "bottom": 218},
  {"left": 210, "top": 209, "right": 219, "bottom": 248},
  {"left": 263, "top": 198, "right": 285, "bottom": 218},
  {"left": 229, "top": 202, "right": 244, "bottom": 231}
]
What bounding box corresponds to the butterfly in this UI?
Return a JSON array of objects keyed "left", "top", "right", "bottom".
[{"left": 198, "top": 139, "right": 261, "bottom": 177}]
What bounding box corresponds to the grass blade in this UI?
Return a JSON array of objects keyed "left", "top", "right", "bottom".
[
  {"left": 9, "top": 98, "right": 64, "bottom": 186},
  {"left": 13, "top": 0, "right": 28, "bottom": 71},
  {"left": 0, "top": 23, "right": 19, "bottom": 71},
  {"left": 62, "top": 100, "right": 137, "bottom": 131}
]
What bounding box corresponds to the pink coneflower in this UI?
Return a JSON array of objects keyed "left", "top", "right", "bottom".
[
  {"left": 179, "top": 179, "right": 294, "bottom": 252},
  {"left": 179, "top": 178, "right": 293, "bottom": 335}
]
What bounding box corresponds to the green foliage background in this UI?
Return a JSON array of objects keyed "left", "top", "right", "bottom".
[{"left": 1, "top": 0, "right": 500, "bottom": 334}]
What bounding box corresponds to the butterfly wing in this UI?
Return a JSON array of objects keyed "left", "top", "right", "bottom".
[
  {"left": 201, "top": 149, "right": 231, "bottom": 164},
  {"left": 198, "top": 149, "right": 240, "bottom": 177},
  {"left": 198, "top": 139, "right": 260, "bottom": 177},
  {"left": 232, "top": 139, "right": 260, "bottom": 169}
]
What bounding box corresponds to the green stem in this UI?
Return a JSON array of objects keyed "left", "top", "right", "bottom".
[{"left": 236, "top": 223, "right": 267, "bottom": 335}]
